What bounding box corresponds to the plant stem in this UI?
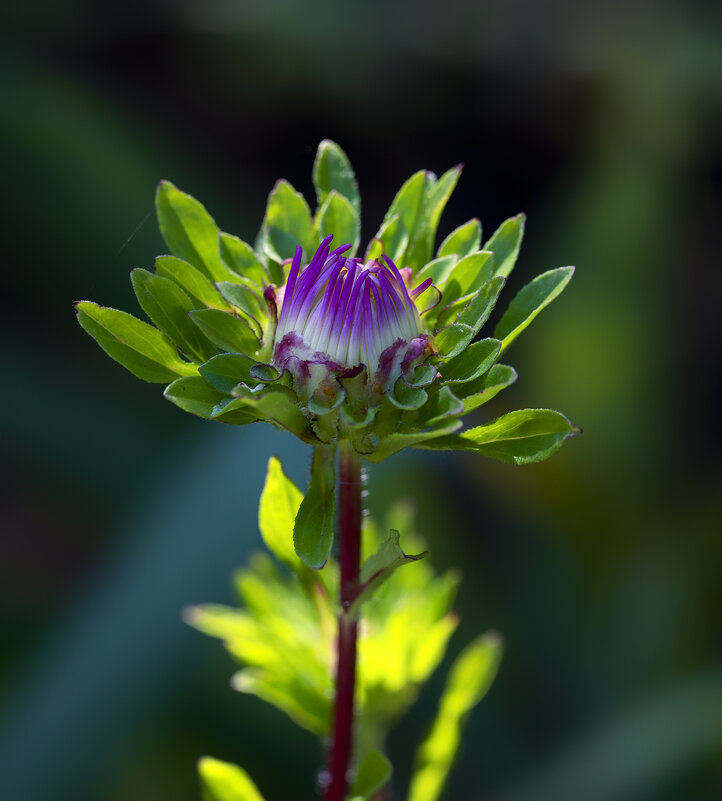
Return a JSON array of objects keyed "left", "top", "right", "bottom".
[{"left": 324, "top": 442, "right": 362, "bottom": 801}]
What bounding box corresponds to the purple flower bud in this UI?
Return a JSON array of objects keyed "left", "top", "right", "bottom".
[{"left": 272, "top": 237, "right": 436, "bottom": 395}]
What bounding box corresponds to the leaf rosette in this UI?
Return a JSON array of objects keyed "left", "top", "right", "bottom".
[{"left": 75, "top": 139, "right": 579, "bottom": 464}]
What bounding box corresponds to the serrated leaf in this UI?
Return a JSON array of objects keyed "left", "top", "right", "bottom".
[
  {"left": 198, "top": 756, "right": 267, "bottom": 801},
  {"left": 189, "top": 309, "right": 260, "bottom": 354},
  {"left": 259, "top": 456, "right": 303, "bottom": 567},
  {"left": 294, "top": 445, "right": 336, "bottom": 569},
  {"left": 367, "top": 214, "right": 408, "bottom": 263},
  {"left": 131, "top": 268, "right": 217, "bottom": 362},
  {"left": 315, "top": 190, "right": 360, "bottom": 257},
  {"left": 349, "top": 752, "right": 393, "bottom": 801},
  {"left": 313, "top": 139, "right": 360, "bottom": 215},
  {"left": 494, "top": 266, "right": 574, "bottom": 355},
  {"left": 438, "top": 218, "right": 481, "bottom": 259},
  {"left": 262, "top": 179, "right": 314, "bottom": 262},
  {"left": 155, "top": 181, "right": 233, "bottom": 283},
  {"left": 433, "top": 323, "right": 474, "bottom": 360},
  {"left": 440, "top": 338, "right": 501, "bottom": 384},
  {"left": 154, "top": 255, "right": 231, "bottom": 311},
  {"left": 483, "top": 213, "right": 525, "bottom": 278},
  {"left": 199, "top": 353, "right": 278, "bottom": 393},
  {"left": 408, "top": 633, "right": 502, "bottom": 801},
  {"left": 219, "top": 233, "right": 268, "bottom": 286},
  {"left": 75, "top": 301, "right": 197, "bottom": 382},
  {"left": 456, "top": 363, "right": 518, "bottom": 413},
  {"left": 352, "top": 530, "right": 426, "bottom": 609},
  {"left": 364, "top": 419, "right": 463, "bottom": 463},
  {"left": 164, "top": 376, "right": 257, "bottom": 424},
  {"left": 417, "top": 408, "right": 580, "bottom": 464},
  {"left": 454, "top": 275, "right": 505, "bottom": 334}
]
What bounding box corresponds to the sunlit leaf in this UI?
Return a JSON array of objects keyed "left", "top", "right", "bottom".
[
  {"left": 164, "top": 376, "right": 256, "bottom": 424},
  {"left": 315, "top": 190, "right": 360, "bottom": 256},
  {"left": 294, "top": 445, "right": 336, "bottom": 568},
  {"left": 353, "top": 531, "right": 427, "bottom": 609},
  {"left": 438, "top": 218, "right": 481, "bottom": 259},
  {"left": 154, "top": 255, "right": 231, "bottom": 311},
  {"left": 482, "top": 213, "right": 525, "bottom": 278},
  {"left": 457, "top": 363, "right": 518, "bottom": 413},
  {"left": 259, "top": 457, "right": 303, "bottom": 568},
  {"left": 313, "top": 139, "right": 361, "bottom": 215},
  {"left": 75, "top": 301, "right": 197, "bottom": 382},
  {"left": 189, "top": 309, "right": 260, "bottom": 354},
  {"left": 198, "top": 756, "right": 266, "bottom": 801},
  {"left": 440, "top": 338, "right": 501, "bottom": 384},
  {"left": 219, "top": 232, "right": 269, "bottom": 286},
  {"left": 262, "top": 179, "right": 314, "bottom": 262},
  {"left": 349, "top": 752, "right": 393, "bottom": 801},
  {"left": 407, "top": 633, "right": 502, "bottom": 801},
  {"left": 364, "top": 419, "right": 462, "bottom": 463}
]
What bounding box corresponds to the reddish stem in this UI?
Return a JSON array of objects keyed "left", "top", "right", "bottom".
[{"left": 324, "top": 443, "right": 362, "bottom": 801}]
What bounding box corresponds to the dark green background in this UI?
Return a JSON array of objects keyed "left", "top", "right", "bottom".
[{"left": 2, "top": 1, "right": 721, "bottom": 799}]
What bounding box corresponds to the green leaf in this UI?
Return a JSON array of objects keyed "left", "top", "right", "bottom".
[
  {"left": 414, "top": 256, "right": 458, "bottom": 287},
  {"left": 440, "top": 338, "right": 501, "bottom": 384},
  {"left": 314, "top": 190, "right": 360, "bottom": 257},
  {"left": 313, "top": 139, "right": 361, "bottom": 215},
  {"left": 433, "top": 323, "right": 474, "bottom": 360},
  {"left": 457, "top": 363, "right": 518, "bottom": 413},
  {"left": 408, "top": 633, "right": 503, "bottom": 801},
  {"left": 189, "top": 309, "right": 260, "bottom": 354},
  {"left": 163, "top": 376, "right": 256, "bottom": 424},
  {"left": 294, "top": 445, "right": 336, "bottom": 569},
  {"left": 381, "top": 170, "right": 427, "bottom": 251},
  {"left": 198, "top": 756, "right": 266, "bottom": 801},
  {"left": 438, "top": 218, "right": 481, "bottom": 259},
  {"left": 407, "top": 166, "right": 462, "bottom": 271},
  {"left": 494, "top": 266, "right": 574, "bottom": 355},
  {"left": 154, "top": 255, "right": 231, "bottom": 311},
  {"left": 353, "top": 530, "right": 427, "bottom": 608},
  {"left": 417, "top": 408, "right": 580, "bottom": 464},
  {"left": 214, "top": 386, "right": 312, "bottom": 440},
  {"left": 367, "top": 213, "right": 408, "bottom": 264},
  {"left": 259, "top": 456, "right": 303, "bottom": 567},
  {"left": 422, "top": 386, "right": 465, "bottom": 426},
  {"left": 131, "top": 269, "right": 217, "bottom": 362},
  {"left": 364, "top": 419, "right": 463, "bottom": 464},
  {"left": 199, "top": 353, "right": 278, "bottom": 393},
  {"left": 349, "top": 752, "right": 393, "bottom": 801},
  {"left": 155, "top": 181, "right": 233, "bottom": 283},
  {"left": 482, "top": 213, "right": 525, "bottom": 278},
  {"left": 215, "top": 282, "right": 266, "bottom": 336},
  {"left": 263, "top": 179, "right": 314, "bottom": 262},
  {"left": 75, "top": 301, "right": 197, "bottom": 382},
  {"left": 454, "top": 275, "right": 506, "bottom": 334},
  {"left": 442, "top": 250, "right": 495, "bottom": 304},
  {"left": 389, "top": 380, "right": 428, "bottom": 411},
  {"left": 219, "top": 233, "right": 268, "bottom": 286}
]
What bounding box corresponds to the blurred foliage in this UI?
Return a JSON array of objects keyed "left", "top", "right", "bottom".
[{"left": 1, "top": 0, "right": 721, "bottom": 799}]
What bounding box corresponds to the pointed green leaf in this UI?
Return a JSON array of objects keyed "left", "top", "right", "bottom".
[
  {"left": 417, "top": 408, "right": 580, "bottom": 464},
  {"left": 198, "top": 756, "right": 266, "bottom": 801},
  {"left": 442, "top": 250, "right": 495, "bottom": 304},
  {"left": 353, "top": 530, "right": 427, "bottom": 608},
  {"left": 155, "top": 181, "right": 233, "bottom": 283},
  {"left": 408, "top": 633, "right": 502, "bottom": 801},
  {"left": 259, "top": 456, "right": 303, "bottom": 567},
  {"left": 262, "top": 179, "right": 314, "bottom": 262},
  {"left": 440, "top": 338, "right": 501, "bottom": 384},
  {"left": 75, "top": 301, "right": 197, "bottom": 382},
  {"left": 381, "top": 170, "right": 427, "bottom": 248},
  {"left": 189, "top": 309, "right": 260, "bottom": 354},
  {"left": 164, "top": 376, "right": 256, "bottom": 424},
  {"left": 219, "top": 233, "right": 268, "bottom": 286},
  {"left": 438, "top": 218, "right": 481, "bottom": 259},
  {"left": 294, "top": 445, "right": 336, "bottom": 569},
  {"left": 315, "top": 190, "right": 360, "bottom": 256},
  {"left": 350, "top": 752, "right": 393, "bottom": 801},
  {"left": 454, "top": 275, "right": 506, "bottom": 334},
  {"left": 433, "top": 323, "right": 474, "bottom": 360},
  {"left": 364, "top": 419, "right": 463, "bottom": 463},
  {"left": 457, "top": 363, "right": 518, "bottom": 413},
  {"left": 483, "top": 213, "right": 525, "bottom": 278},
  {"left": 131, "top": 268, "right": 217, "bottom": 362},
  {"left": 407, "top": 166, "right": 462, "bottom": 271},
  {"left": 367, "top": 213, "right": 408, "bottom": 263},
  {"left": 414, "top": 255, "right": 458, "bottom": 287},
  {"left": 313, "top": 139, "right": 360, "bottom": 215},
  {"left": 154, "top": 255, "right": 231, "bottom": 311},
  {"left": 494, "top": 266, "right": 574, "bottom": 355}
]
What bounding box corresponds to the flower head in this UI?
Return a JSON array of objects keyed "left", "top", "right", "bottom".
[{"left": 273, "top": 236, "right": 435, "bottom": 397}]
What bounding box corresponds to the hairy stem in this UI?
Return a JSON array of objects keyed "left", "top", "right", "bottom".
[{"left": 324, "top": 442, "right": 362, "bottom": 801}]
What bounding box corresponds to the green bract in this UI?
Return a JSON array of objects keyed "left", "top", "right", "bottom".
[{"left": 75, "top": 139, "right": 579, "bottom": 466}]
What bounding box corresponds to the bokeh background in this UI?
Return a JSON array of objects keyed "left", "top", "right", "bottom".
[{"left": 2, "top": 1, "right": 721, "bottom": 799}]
